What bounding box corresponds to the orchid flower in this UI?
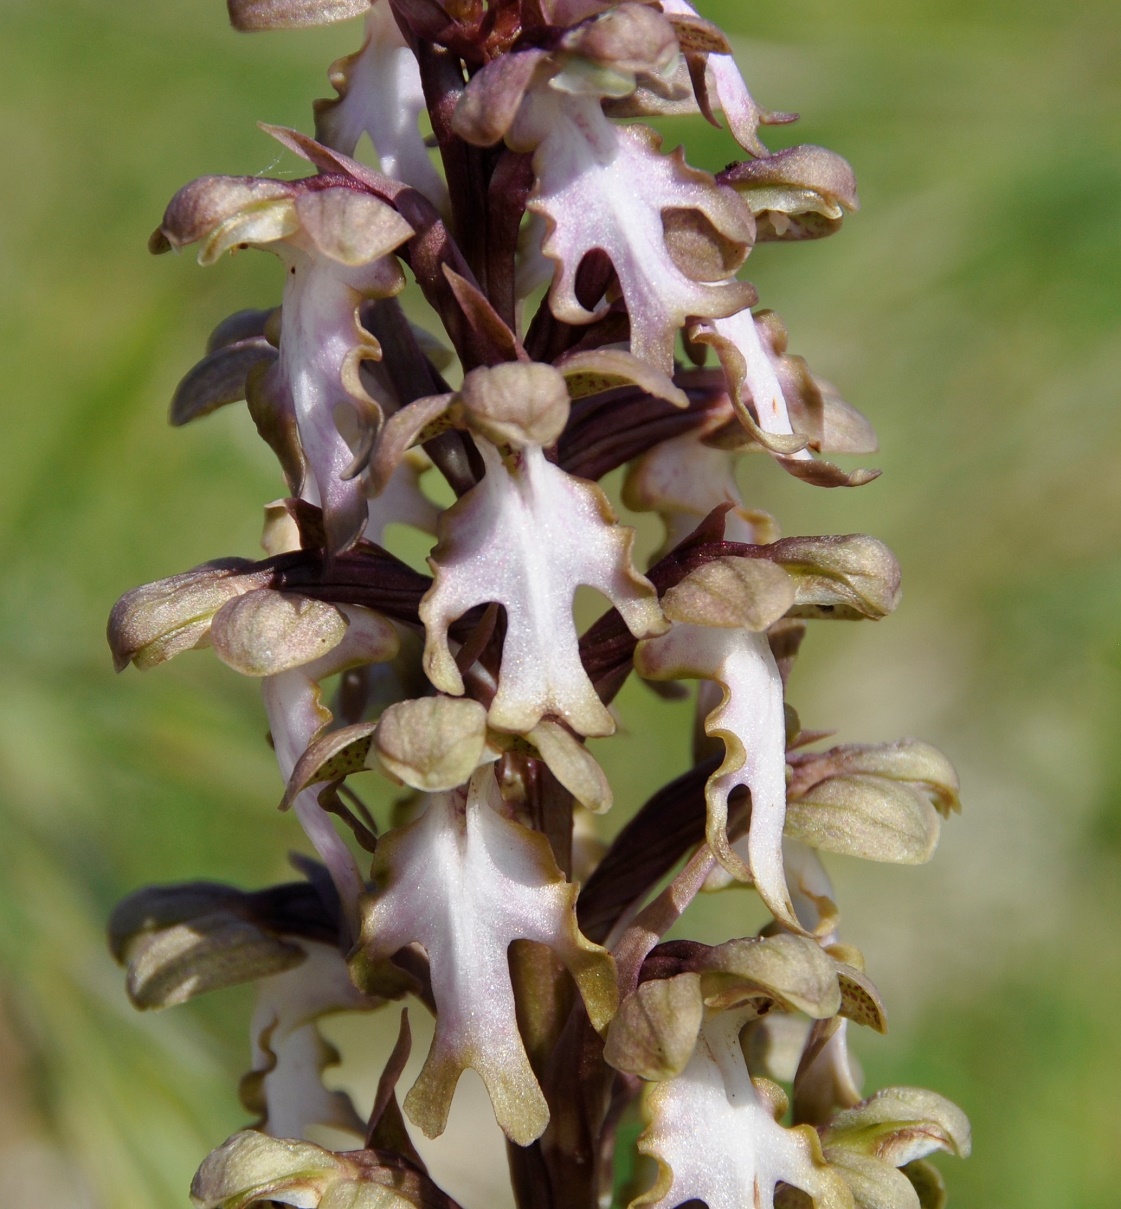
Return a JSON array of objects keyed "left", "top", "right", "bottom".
[
  {"left": 108, "top": 869, "right": 407, "bottom": 1145},
  {"left": 421, "top": 432, "right": 660, "bottom": 736},
  {"left": 637, "top": 1011, "right": 849, "bottom": 1209},
  {"left": 151, "top": 172, "right": 414, "bottom": 552},
  {"left": 108, "top": 565, "right": 399, "bottom": 933},
  {"left": 452, "top": 4, "right": 756, "bottom": 370},
  {"left": 209, "top": 590, "right": 399, "bottom": 933},
  {"left": 358, "top": 766, "right": 616, "bottom": 1144},
  {"left": 637, "top": 592, "right": 798, "bottom": 926}
]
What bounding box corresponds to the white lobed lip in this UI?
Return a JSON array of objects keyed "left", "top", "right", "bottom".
[
  {"left": 637, "top": 620, "right": 800, "bottom": 931},
  {"left": 358, "top": 767, "right": 615, "bottom": 1146},
  {"left": 638, "top": 1008, "right": 846, "bottom": 1209},
  {"left": 514, "top": 86, "right": 754, "bottom": 373},
  {"left": 316, "top": 5, "right": 450, "bottom": 213},
  {"left": 421, "top": 437, "right": 665, "bottom": 738}
]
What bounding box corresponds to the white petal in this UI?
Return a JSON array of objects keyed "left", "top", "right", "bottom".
[
  {"left": 421, "top": 441, "right": 664, "bottom": 737},
  {"left": 709, "top": 307, "right": 813, "bottom": 456},
  {"left": 317, "top": 6, "right": 449, "bottom": 209},
  {"left": 636, "top": 624, "right": 797, "bottom": 928},
  {"left": 511, "top": 90, "right": 752, "bottom": 372},
  {"left": 249, "top": 942, "right": 373, "bottom": 1140},
  {"left": 358, "top": 769, "right": 615, "bottom": 1144},
  {"left": 636, "top": 1012, "right": 846, "bottom": 1209}
]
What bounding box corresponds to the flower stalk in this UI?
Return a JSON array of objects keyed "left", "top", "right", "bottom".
[{"left": 108, "top": 1, "right": 970, "bottom": 1206}]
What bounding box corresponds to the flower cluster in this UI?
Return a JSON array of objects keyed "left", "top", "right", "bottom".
[{"left": 108, "top": 1, "right": 969, "bottom": 1206}]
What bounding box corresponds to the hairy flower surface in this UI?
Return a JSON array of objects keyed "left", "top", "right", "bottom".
[{"left": 513, "top": 102, "right": 754, "bottom": 370}]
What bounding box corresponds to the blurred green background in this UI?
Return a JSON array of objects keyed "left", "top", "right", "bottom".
[{"left": 1, "top": 0, "right": 1119, "bottom": 1204}]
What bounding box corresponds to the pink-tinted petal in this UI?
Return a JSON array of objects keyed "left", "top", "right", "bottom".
[
  {"left": 636, "top": 623, "right": 798, "bottom": 929},
  {"left": 421, "top": 440, "right": 665, "bottom": 736},
  {"left": 316, "top": 6, "right": 448, "bottom": 207},
  {"left": 510, "top": 91, "right": 754, "bottom": 372},
  {"left": 357, "top": 769, "right": 616, "bottom": 1144},
  {"left": 635, "top": 1012, "right": 850, "bottom": 1209}
]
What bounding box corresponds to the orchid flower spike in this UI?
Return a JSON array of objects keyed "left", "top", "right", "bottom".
[{"left": 108, "top": 3, "right": 969, "bottom": 1207}]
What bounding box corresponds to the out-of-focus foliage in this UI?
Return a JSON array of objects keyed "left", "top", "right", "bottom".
[{"left": 0, "top": 0, "right": 1118, "bottom": 1205}]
